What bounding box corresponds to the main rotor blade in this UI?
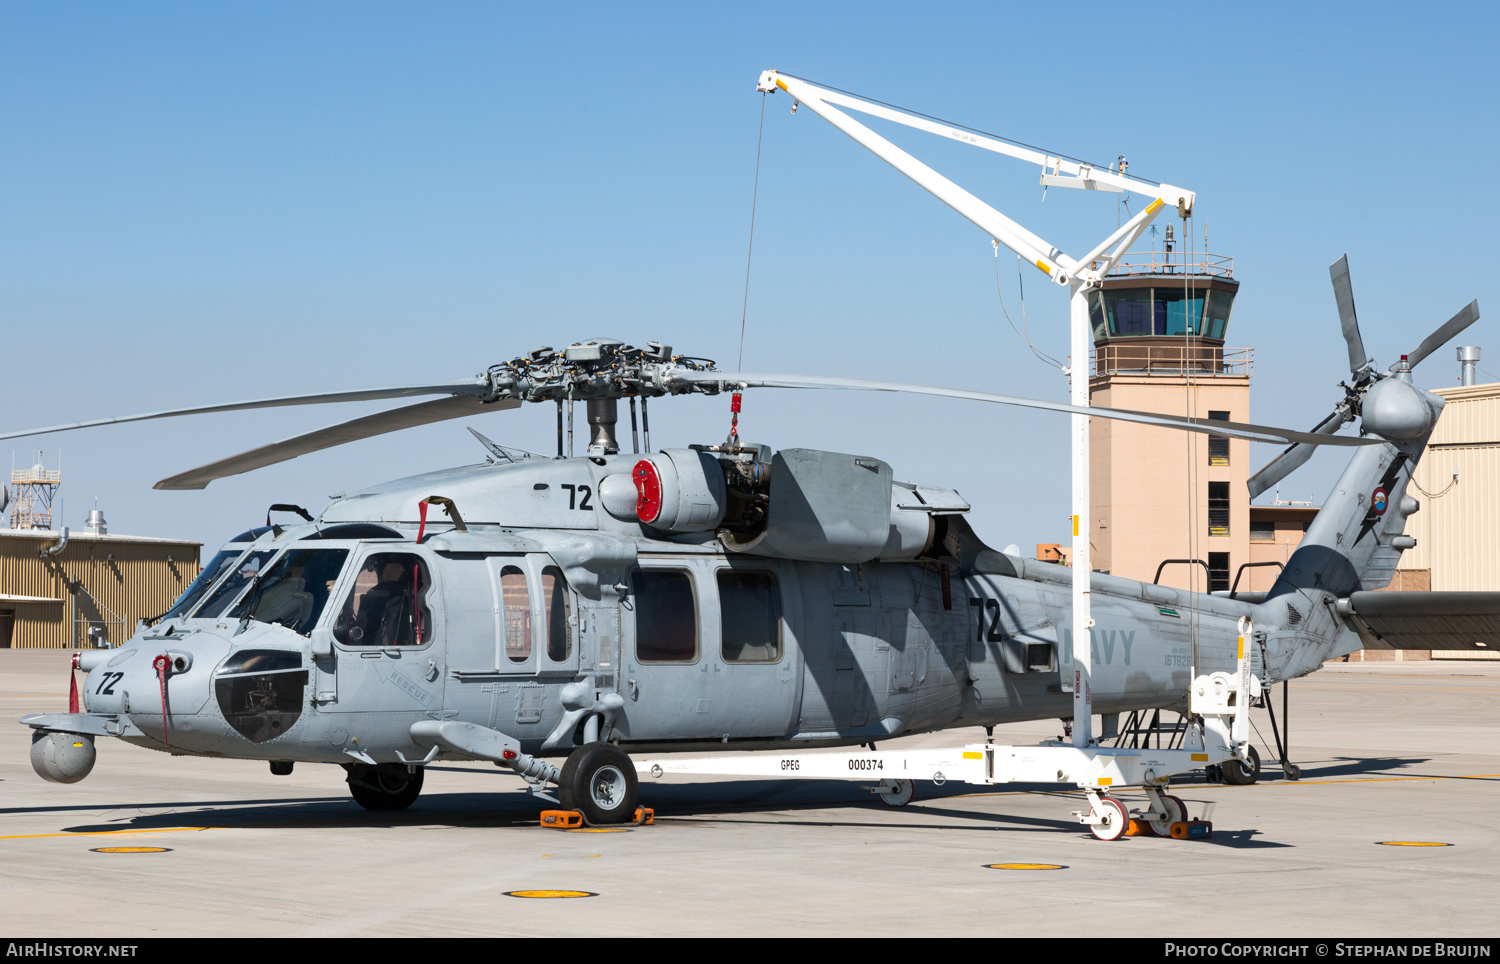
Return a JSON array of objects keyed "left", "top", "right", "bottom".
[
  {"left": 0, "top": 378, "right": 491, "bottom": 443},
  {"left": 676, "top": 372, "right": 1378, "bottom": 448},
  {"left": 1245, "top": 405, "right": 1352, "bottom": 500},
  {"left": 1330, "top": 255, "right": 1370, "bottom": 378},
  {"left": 1403, "top": 299, "right": 1481, "bottom": 371},
  {"left": 154, "top": 395, "right": 519, "bottom": 490}
]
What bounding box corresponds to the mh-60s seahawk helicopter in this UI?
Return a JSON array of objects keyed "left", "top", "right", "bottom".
[{"left": 10, "top": 70, "right": 1490, "bottom": 838}]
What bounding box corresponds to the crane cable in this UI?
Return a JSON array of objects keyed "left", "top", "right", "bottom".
[
  {"left": 730, "top": 92, "right": 768, "bottom": 442},
  {"left": 992, "top": 241, "right": 1066, "bottom": 373}
]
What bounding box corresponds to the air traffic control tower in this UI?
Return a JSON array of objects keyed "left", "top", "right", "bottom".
[{"left": 1087, "top": 230, "right": 1253, "bottom": 594}]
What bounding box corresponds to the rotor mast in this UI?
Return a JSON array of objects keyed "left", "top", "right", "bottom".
[{"left": 758, "top": 70, "right": 1194, "bottom": 748}]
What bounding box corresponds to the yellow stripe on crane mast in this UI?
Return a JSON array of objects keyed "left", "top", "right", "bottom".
[
  {"left": 1035, "top": 260, "right": 1052, "bottom": 275},
  {"left": 775, "top": 77, "right": 789, "bottom": 92},
  {"left": 1145, "top": 198, "right": 1165, "bottom": 215}
]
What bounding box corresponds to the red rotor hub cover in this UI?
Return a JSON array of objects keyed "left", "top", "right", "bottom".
[{"left": 633, "top": 459, "right": 663, "bottom": 523}]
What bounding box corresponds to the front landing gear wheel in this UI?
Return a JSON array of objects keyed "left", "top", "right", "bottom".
[
  {"left": 1146, "top": 795, "right": 1187, "bottom": 837},
  {"left": 876, "top": 778, "right": 915, "bottom": 807},
  {"left": 559, "top": 743, "right": 639, "bottom": 825},
  {"left": 1089, "top": 797, "right": 1129, "bottom": 841},
  {"left": 346, "top": 763, "right": 424, "bottom": 811},
  {"left": 1223, "top": 745, "right": 1262, "bottom": 785}
]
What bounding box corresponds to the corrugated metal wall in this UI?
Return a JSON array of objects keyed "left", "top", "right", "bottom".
[
  {"left": 1399, "top": 384, "right": 1500, "bottom": 592},
  {"left": 0, "top": 533, "right": 200, "bottom": 648}
]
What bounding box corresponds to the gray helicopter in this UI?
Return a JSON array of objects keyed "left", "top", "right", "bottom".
[{"left": 9, "top": 275, "right": 1490, "bottom": 824}]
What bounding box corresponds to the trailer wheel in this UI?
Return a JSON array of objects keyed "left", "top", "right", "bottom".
[
  {"left": 1146, "top": 794, "right": 1187, "bottom": 836},
  {"left": 559, "top": 743, "right": 638, "bottom": 825},
  {"left": 876, "top": 778, "right": 915, "bottom": 807},
  {"left": 1223, "top": 745, "right": 1261, "bottom": 785},
  {"left": 1089, "top": 797, "right": 1128, "bottom": 841}
]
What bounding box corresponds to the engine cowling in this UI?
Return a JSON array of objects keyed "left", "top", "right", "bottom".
[{"left": 628, "top": 448, "right": 727, "bottom": 534}]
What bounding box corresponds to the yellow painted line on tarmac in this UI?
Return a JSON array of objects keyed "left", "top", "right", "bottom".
[{"left": 0, "top": 827, "right": 211, "bottom": 841}]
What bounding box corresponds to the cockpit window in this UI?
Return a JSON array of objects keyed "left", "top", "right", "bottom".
[
  {"left": 229, "top": 548, "right": 349, "bottom": 636},
  {"left": 161, "top": 548, "right": 245, "bottom": 621},
  {"left": 196, "top": 550, "right": 276, "bottom": 619},
  {"left": 332, "top": 553, "right": 433, "bottom": 648}
]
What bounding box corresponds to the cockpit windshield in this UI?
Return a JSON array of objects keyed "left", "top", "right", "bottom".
[
  {"left": 194, "top": 550, "right": 277, "bottom": 619},
  {"left": 161, "top": 547, "right": 246, "bottom": 621},
  {"left": 229, "top": 548, "right": 349, "bottom": 636}
]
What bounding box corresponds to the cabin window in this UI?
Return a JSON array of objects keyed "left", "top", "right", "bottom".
[
  {"left": 541, "top": 566, "right": 571, "bottom": 662},
  {"left": 502, "top": 566, "right": 532, "bottom": 662},
  {"left": 231, "top": 549, "right": 350, "bottom": 637},
  {"left": 718, "top": 570, "right": 781, "bottom": 662},
  {"left": 332, "top": 552, "right": 433, "bottom": 647},
  {"left": 634, "top": 569, "right": 697, "bottom": 663}
]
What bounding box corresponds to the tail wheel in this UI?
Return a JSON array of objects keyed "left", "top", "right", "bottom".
[
  {"left": 1147, "top": 795, "right": 1187, "bottom": 837},
  {"left": 347, "top": 763, "right": 424, "bottom": 811},
  {"left": 559, "top": 742, "right": 639, "bottom": 825},
  {"left": 1223, "top": 745, "right": 1262, "bottom": 785},
  {"left": 1089, "top": 796, "right": 1129, "bottom": 841}
]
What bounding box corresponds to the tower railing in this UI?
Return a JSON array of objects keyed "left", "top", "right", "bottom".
[
  {"left": 1091, "top": 345, "right": 1253, "bottom": 378},
  {"left": 1104, "top": 252, "right": 1234, "bottom": 279}
]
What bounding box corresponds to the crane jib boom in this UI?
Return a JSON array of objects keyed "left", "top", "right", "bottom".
[{"left": 755, "top": 68, "right": 1198, "bottom": 750}]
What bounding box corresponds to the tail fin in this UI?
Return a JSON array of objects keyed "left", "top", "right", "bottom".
[{"left": 1255, "top": 385, "right": 1444, "bottom": 680}]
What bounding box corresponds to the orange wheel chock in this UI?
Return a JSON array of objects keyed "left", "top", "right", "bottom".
[
  {"left": 540, "top": 810, "right": 584, "bottom": 829},
  {"left": 1169, "top": 820, "right": 1213, "bottom": 840},
  {"left": 1124, "top": 818, "right": 1153, "bottom": 837},
  {"left": 634, "top": 807, "right": 654, "bottom": 826}
]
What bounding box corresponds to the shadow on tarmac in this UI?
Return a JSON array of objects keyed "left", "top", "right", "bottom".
[{"left": 44, "top": 777, "right": 1085, "bottom": 835}]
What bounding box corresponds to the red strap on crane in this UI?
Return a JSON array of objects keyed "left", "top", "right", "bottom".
[{"left": 152, "top": 654, "right": 170, "bottom": 747}]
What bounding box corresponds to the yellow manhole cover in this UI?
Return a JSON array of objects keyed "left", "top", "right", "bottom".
[
  {"left": 984, "top": 863, "right": 1067, "bottom": 870},
  {"left": 504, "top": 890, "right": 597, "bottom": 899},
  {"left": 91, "top": 847, "right": 172, "bottom": 854},
  {"left": 1376, "top": 841, "right": 1452, "bottom": 847}
]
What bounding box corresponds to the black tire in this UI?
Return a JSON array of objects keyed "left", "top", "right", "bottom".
[
  {"left": 347, "top": 763, "right": 424, "bottom": 811},
  {"left": 1223, "top": 744, "right": 1261, "bottom": 785},
  {"left": 558, "top": 742, "right": 638, "bottom": 825}
]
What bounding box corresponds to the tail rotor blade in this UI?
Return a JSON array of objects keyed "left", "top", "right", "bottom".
[
  {"left": 1330, "top": 255, "right": 1371, "bottom": 378},
  {"left": 1403, "top": 300, "right": 1481, "bottom": 371}
]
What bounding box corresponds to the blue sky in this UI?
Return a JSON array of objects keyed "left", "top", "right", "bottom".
[{"left": 2, "top": 2, "right": 1496, "bottom": 551}]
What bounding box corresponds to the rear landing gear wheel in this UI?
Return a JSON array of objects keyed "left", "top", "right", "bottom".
[
  {"left": 1146, "top": 794, "right": 1187, "bottom": 837},
  {"left": 346, "top": 763, "right": 424, "bottom": 811},
  {"left": 876, "top": 778, "right": 915, "bottom": 807},
  {"left": 1283, "top": 763, "right": 1301, "bottom": 782},
  {"left": 1089, "top": 796, "right": 1129, "bottom": 841},
  {"left": 1223, "top": 745, "right": 1261, "bottom": 785},
  {"left": 559, "top": 742, "right": 639, "bottom": 825}
]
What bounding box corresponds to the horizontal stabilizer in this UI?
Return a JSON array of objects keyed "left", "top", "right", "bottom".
[{"left": 1341, "top": 591, "right": 1500, "bottom": 652}]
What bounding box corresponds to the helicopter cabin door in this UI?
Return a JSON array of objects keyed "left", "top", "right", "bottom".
[
  {"left": 441, "top": 554, "right": 579, "bottom": 733},
  {"left": 619, "top": 556, "right": 800, "bottom": 742},
  {"left": 316, "top": 547, "right": 445, "bottom": 716}
]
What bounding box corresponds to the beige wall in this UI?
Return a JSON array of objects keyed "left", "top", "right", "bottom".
[
  {"left": 1090, "top": 373, "right": 1250, "bottom": 591},
  {"left": 0, "top": 530, "right": 201, "bottom": 648}
]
